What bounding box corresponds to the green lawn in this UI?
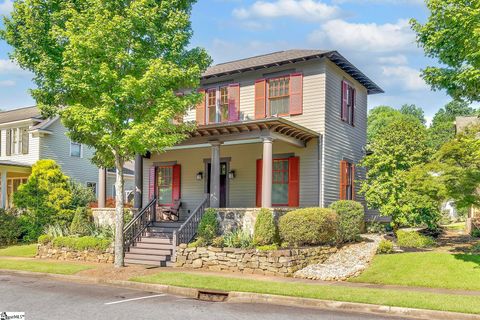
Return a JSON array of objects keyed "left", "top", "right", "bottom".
[
  {"left": 0, "top": 244, "right": 37, "bottom": 257},
  {"left": 132, "top": 272, "right": 480, "bottom": 315},
  {"left": 443, "top": 222, "right": 466, "bottom": 231},
  {"left": 351, "top": 252, "right": 480, "bottom": 291},
  {"left": 0, "top": 258, "right": 93, "bottom": 275}
]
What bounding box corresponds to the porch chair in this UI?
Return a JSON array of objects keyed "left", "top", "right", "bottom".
[{"left": 159, "top": 199, "right": 182, "bottom": 221}]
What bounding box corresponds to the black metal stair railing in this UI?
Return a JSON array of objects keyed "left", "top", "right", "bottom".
[
  {"left": 123, "top": 198, "right": 156, "bottom": 252},
  {"left": 173, "top": 194, "right": 210, "bottom": 250}
]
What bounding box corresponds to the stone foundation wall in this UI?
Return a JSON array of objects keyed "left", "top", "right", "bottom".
[
  {"left": 174, "top": 245, "right": 337, "bottom": 277},
  {"left": 91, "top": 208, "right": 135, "bottom": 227},
  {"left": 216, "top": 208, "right": 290, "bottom": 235},
  {"left": 37, "top": 243, "right": 114, "bottom": 264}
]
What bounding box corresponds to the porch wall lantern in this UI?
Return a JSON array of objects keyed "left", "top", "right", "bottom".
[
  {"left": 196, "top": 172, "right": 203, "bottom": 181},
  {"left": 228, "top": 170, "right": 236, "bottom": 180}
]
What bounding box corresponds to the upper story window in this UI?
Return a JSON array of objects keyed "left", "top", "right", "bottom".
[
  {"left": 6, "top": 127, "right": 29, "bottom": 156},
  {"left": 268, "top": 77, "right": 290, "bottom": 116},
  {"left": 196, "top": 84, "right": 240, "bottom": 125},
  {"left": 341, "top": 80, "right": 356, "bottom": 126},
  {"left": 70, "top": 141, "right": 82, "bottom": 157}
]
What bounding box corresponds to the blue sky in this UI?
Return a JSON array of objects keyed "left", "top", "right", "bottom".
[{"left": 0, "top": 0, "right": 465, "bottom": 120}]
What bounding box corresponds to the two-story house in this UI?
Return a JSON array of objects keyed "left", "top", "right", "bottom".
[
  {"left": 0, "top": 106, "right": 135, "bottom": 208},
  {"left": 124, "top": 50, "right": 383, "bottom": 266}
]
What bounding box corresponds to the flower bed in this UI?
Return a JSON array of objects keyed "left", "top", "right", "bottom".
[
  {"left": 174, "top": 245, "right": 337, "bottom": 277},
  {"left": 37, "top": 236, "right": 113, "bottom": 263}
]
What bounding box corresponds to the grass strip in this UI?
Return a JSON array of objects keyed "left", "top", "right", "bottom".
[
  {"left": 0, "top": 244, "right": 37, "bottom": 257},
  {"left": 350, "top": 252, "right": 480, "bottom": 291},
  {"left": 0, "top": 258, "right": 93, "bottom": 275},
  {"left": 132, "top": 272, "right": 480, "bottom": 315}
]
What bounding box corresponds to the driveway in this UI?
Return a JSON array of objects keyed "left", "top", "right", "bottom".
[{"left": 0, "top": 273, "right": 412, "bottom": 320}]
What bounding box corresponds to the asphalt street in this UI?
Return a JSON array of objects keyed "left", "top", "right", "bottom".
[{"left": 0, "top": 273, "right": 413, "bottom": 320}]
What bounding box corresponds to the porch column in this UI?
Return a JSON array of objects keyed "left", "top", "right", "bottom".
[
  {"left": 261, "top": 137, "right": 273, "bottom": 208},
  {"left": 98, "top": 168, "right": 107, "bottom": 208},
  {"left": 210, "top": 141, "right": 222, "bottom": 208},
  {"left": 1, "top": 169, "right": 6, "bottom": 209},
  {"left": 134, "top": 154, "right": 143, "bottom": 209}
]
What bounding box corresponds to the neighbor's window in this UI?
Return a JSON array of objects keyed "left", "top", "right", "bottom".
[
  {"left": 86, "top": 182, "right": 97, "bottom": 196},
  {"left": 268, "top": 77, "right": 290, "bottom": 116},
  {"left": 70, "top": 141, "right": 82, "bottom": 157},
  {"left": 157, "top": 166, "right": 173, "bottom": 206},
  {"left": 272, "top": 159, "right": 289, "bottom": 206},
  {"left": 207, "top": 89, "right": 217, "bottom": 124},
  {"left": 219, "top": 86, "right": 229, "bottom": 122}
]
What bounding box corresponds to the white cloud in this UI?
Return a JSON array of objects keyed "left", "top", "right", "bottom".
[
  {"left": 378, "top": 54, "right": 408, "bottom": 65},
  {"left": 0, "top": 59, "right": 31, "bottom": 77},
  {"left": 381, "top": 65, "right": 428, "bottom": 91},
  {"left": 0, "top": 80, "right": 15, "bottom": 87},
  {"left": 0, "top": 0, "right": 14, "bottom": 16},
  {"left": 233, "top": 0, "right": 342, "bottom": 22},
  {"left": 308, "top": 19, "right": 416, "bottom": 53},
  {"left": 333, "top": 0, "right": 424, "bottom": 4}
]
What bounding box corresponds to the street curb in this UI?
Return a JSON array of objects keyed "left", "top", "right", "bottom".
[{"left": 1, "top": 269, "right": 479, "bottom": 320}]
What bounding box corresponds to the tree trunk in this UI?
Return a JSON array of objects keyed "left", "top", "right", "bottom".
[{"left": 114, "top": 154, "right": 125, "bottom": 268}]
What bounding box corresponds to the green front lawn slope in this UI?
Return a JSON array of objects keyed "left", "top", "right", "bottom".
[
  {"left": 351, "top": 252, "right": 480, "bottom": 291},
  {"left": 0, "top": 258, "right": 93, "bottom": 275},
  {"left": 132, "top": 272, "right": 480, "bottom": 315},
  {"left": 0, "top": 244, "right": 37, "bottom": 257}
]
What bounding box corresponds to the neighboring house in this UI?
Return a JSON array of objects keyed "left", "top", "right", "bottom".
[
  {"left": 0, "top": 106, "right": 134, "bottom": 208},
  {"left": 125, "top": 50, "right": 383, "bottom": 265}
]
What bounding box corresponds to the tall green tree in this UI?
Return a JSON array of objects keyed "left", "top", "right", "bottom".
[
  {"left": 361, "top": 115, "right": 432, "bottom": 229},
  {"left": 2, "top": 0, "right": 211, "bottom": 267},
  {"left": 367, "top": 106, "right": 401, "bottom": 143},
  {"left": 411, "top": 0, "right": 480, "bottom": 102},
  {"left": 428, "top": 100, "right": 478, "bottom": 150},
  {"left": 400, "top": 104, "right": 426, "bottom": 125}
]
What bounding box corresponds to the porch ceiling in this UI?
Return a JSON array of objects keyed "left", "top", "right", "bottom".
[
  {"left": 183, "top": 118, "right": 320, "bottom": 148},
  {"left": 0, "top": 160, "right": 32, "bottom": 174}
]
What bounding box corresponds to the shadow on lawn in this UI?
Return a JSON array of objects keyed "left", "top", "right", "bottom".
[{"left": 453, "top": 253, "right": 480, "bottom": 269}]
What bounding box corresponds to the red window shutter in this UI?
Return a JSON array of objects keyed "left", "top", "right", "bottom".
[
  {"left": 148, "top": 166, "right": 156, "bottom": 201},
  {"left": 256, "top": 159, "right": 263, "bottom": 207},
  {"left": 351, "top": 164, "right": 356, "bottom": 200},
  {"left": 339, "top": 160, "right": 347, "bottom": 200},
  {"left": 351, "top": 88, "right": 356, "bottom": 126},
  {"left": 172, "top": 164, "right": 181, "bottom": 201},
  {"left": 288, "top": 157, "right": 300, "bottom": 207},
  {"left": 254, "top": 79, "right": 267, "bottom": 119},
  {"left": 341, "top": 81, "right": 348, "bottom": 121},
  {"left": 228, "top": 83, "right": 240, "bottom": 122},
  {"left": 289, "top": 73, "right": 303, "bottom": 116},
  {"left": 196, "top": 89, "right": 206, "bottom": 125}
]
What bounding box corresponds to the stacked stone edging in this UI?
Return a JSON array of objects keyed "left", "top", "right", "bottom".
[
  {"left": 174, "top": 245, "right": 337, "bottom": 277},
  {"left": 36, "top": 243, "right": 114, "bottom": 264}
]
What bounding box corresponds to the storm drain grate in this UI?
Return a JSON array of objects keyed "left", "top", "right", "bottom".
[{"left": 197, "top": 290, "right": 229, "bottom": 302}]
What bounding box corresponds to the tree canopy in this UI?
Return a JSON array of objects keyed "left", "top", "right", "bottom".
[
  {"left": 411, "top": 0, "right": 480, "bottom": 102},
  {"left": 2, "top": 0, "right": 211, "bottom": 267}
]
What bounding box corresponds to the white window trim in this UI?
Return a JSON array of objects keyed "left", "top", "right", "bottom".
[{"left": 70, "top": 140, "right": 83, "bottom": 158}]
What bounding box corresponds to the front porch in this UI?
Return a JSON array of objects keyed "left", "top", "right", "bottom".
[
  {"left": 0, "top": 161, "right": 31, "bottom": 209},
  {"left": 139, "top": 118, "right": 321, "bottom": 217}
]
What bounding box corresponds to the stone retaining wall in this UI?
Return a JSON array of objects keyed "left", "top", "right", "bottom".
[
  {"left": 216, "top": 208, "right": 290, "bottom": 235},
  {"left": 174, "top": 245, "right": 337, "bottom": 277},
  {"left": 36, "top": 243, "right": 114, "bottom": 264},
  {"left": 91, "top": 208, "right": 135, "bottom": 227}
]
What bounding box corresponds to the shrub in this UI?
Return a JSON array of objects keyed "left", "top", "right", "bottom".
[
  {"left": 52, "top": 236, "right": 111, "bottom": 251},
  {"left": 70, "top": 207, "right": 93, "bottom": 236},
  {"left": 396, "top": 230, "right": 436, "bottom": 248},
  {"left": 256, "top": 244, "right": 279, "bottom": 251},
  {"left": 470, "top": 242, "right": 480, "bottom": 253},
  {"left": 197, "top": 208, "right": 219, "bottom": 242},
  {"left": 223, "top": 230, "right": 254, "bottom": 249},
  {"left": 472, "top": 229, "right": 480, "bottom": 238},
  {"left": 0, "top": 209, "right": 21, "bottom": 246},
  {"left": 188, "top": 237, "right": 207, "bottom": 248},
  {"left": 44, "top": 223, "right": 70, "bottom": 238},
  {"left": 70, "top": 181, "right": 96, "bottom": 209},
  {"left": 211, "top": 236, "right": 224, "bottom": 248},
  {"left": 253, "top": 208, "right": 278, "bottom": 246},
  {"left": 38, "top": 234, "right": 53, "bottom": 245},
  {"left": 377, "top": 239, "right": 394, "bottom": 254},
  {"left": 366, "top": 220, "right": 386, "bottom": 234},
  {"left": 329, "top": 200, "right": 364, "bottom": 243},
  {"left": 278, "top": 208, "right": 338, "bottom": 247}
]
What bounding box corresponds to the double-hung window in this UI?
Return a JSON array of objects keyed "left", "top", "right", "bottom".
[
  {"left": 219, "top": 86, "right": 229, "bottom": 122},
  {"left": 207, "top": 89, "right": 217, "bottom": 124},
  {"left": 268, "top": 76, "right": 290, "bottom": 116},
  {"left": 157, "top": 166, "right": 174, "bottom": 206},
  {"left": 70, "top": 141, "right": 82, "bottom": 157},
  {"left": 341, "top": 81, "right": 356, "bottom": 126}
]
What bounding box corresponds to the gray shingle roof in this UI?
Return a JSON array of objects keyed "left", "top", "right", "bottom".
[
  {"left": 202, "top": 49, "right": 384, "bottom": 94},
  {"left": 0, "top": 106, "right": 42, "bottom": 125}
]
